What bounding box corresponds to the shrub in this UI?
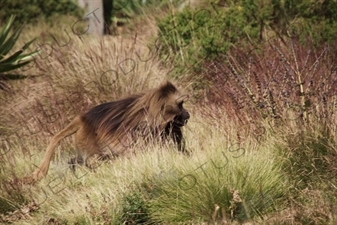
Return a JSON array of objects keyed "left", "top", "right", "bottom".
[
  {"left": 202, "top": 39, "right": 337, "bottom": 126},
  {"left": 155, "top": 0, "right": 337, "bottom": 78},
  {"left": 118, "top": 191, "right": 152, "bottom": 225},
  {"left": 0, "top": 0, "right": 83, "bottom": 26},
  {"left": 109, "top": 0, "right": 182, "bottom": 34}
]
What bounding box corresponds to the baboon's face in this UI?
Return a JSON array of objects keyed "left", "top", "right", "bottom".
[
  {"left": 163, "top": 96, "right": 190, "bottom": 127},
  {"left": 173, "top": 99, "right": 190, "bottom": 127}
]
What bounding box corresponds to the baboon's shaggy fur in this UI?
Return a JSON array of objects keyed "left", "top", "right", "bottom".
[{"left": 26, "top": 81, "right": 190, "bottom": 183}]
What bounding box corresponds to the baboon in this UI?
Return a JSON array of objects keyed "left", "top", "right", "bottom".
[{"left": 26, "top": 81, "right": 190, "bottom": 182}]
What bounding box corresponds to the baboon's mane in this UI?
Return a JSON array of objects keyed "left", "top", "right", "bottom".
[{"left": 80, "top": 82, "right": 178, "bottom": 143}]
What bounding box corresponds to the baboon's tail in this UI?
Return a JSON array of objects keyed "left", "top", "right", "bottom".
[{"left": 29, "top": 116, "right": 82, "bottom": 183}]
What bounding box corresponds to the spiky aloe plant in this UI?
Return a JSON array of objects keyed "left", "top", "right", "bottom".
[{"left": 0, "top": 15, "right": 38, "bottom": 74}]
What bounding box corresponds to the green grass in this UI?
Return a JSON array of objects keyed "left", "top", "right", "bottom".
[
  {"left": 1, "top": 116, "right": 287, "bottom": 224},
  {"left": 145, "top": 143, "right": 287, "bottom": 223}
]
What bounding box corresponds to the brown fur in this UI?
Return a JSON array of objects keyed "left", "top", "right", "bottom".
[{"left": 25, "top": 81, "right": 189, "bottom": 183}]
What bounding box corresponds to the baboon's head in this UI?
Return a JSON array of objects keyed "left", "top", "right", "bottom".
[{"left": 158, "top": 82, "right": 190, "bottom": 127}]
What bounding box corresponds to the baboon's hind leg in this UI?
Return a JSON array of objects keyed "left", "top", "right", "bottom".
[{"left": 68, "top": 127, "right": 100, "bottom": 171}]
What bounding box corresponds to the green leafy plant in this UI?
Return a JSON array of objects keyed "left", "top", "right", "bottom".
[
  {"left": 118, "top": 191, "right": 152, "bottom": 225},
  {"left": 0, "top": 15, "right": 38, "bottom": 75},
  {"left": 155, "top": 2, "right": 262, "bottom": 78},
  {"left": 0, "top": 0, "right": 83, "bottom": 26},
  {"left": 110, "top": 0, "right": 182, "bottom": 34}
]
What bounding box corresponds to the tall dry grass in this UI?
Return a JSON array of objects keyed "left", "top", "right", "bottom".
[
  {"left": 0, "top": 17, "right": 174, "bottom": 220},
  {"left": 1, "top": 11, "right": 337, "bottom": 225}
]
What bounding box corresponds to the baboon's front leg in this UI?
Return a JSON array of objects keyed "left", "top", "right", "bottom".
[{"left": 68, "top": 155, "right": 85, "bottom": 171}]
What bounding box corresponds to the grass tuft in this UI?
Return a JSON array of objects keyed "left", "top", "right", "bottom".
[{"left": 142, "top": 144, "right": 287, "bottom": 224}]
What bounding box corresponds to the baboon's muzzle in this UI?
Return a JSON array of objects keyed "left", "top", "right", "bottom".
[{"left": 173, "top": 110, "right": 190, "bottom": 127}]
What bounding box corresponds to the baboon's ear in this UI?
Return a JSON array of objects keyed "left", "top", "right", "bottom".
[{"left": 159, "top": 81, "right": 177, "bottom": 99}]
